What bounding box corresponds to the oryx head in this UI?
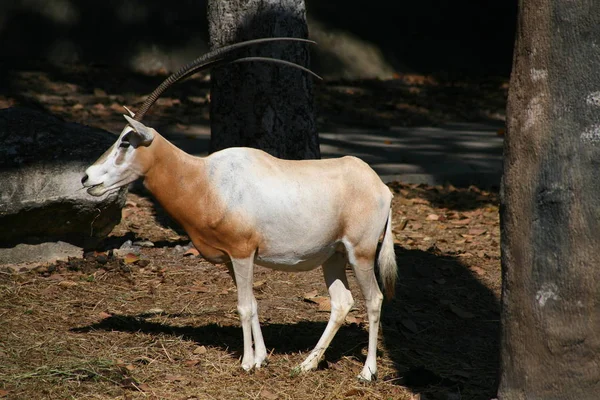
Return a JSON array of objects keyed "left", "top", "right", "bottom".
[
  {"left": 81, "top": 113, "right": 155, "bottom": 196},
  {"left": 81, "top": 37, "right": 320, "bottom": 197}
]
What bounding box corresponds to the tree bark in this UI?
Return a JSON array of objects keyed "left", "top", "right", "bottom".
[
  {"left": 207, "top": 0, "right": 319, "bottom": 160},
  {"left": 499, "top": 1, "right": 600, "bottom": 399}
]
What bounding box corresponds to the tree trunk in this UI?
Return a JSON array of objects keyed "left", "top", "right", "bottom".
[
  {"left": 499, "top": 1, "right": 600, "bottom": 399},
  {"left": 207, "top": 0, "right": 319, "bottom": 160}
]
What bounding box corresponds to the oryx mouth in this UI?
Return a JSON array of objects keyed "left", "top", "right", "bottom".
[
  {"left": 84, "top": 174, "right": 135, "bottom": 196},
  {"left": 86, "top": 183, "right": 107, "bottom": 196}
]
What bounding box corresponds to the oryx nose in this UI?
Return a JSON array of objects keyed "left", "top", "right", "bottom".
[{"left": 81, "top": 175, "right": 88, "bottom": 185}]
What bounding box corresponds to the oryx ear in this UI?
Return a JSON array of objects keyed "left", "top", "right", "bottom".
[
  {"left": 123, "top": 106, "right": 135, "bottom": 118},
  {"left": 123, "top": 115, "right": 155, "bottom": 147}
]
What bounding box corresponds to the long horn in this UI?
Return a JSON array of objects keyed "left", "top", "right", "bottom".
[
  {"left": 133, "top": 37, "right": 318, "bottom": 121},
  {"left": 229, "top": 57, "right": 322, "bottom": 80}
]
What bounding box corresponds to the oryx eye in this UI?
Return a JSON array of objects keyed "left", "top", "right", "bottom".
[{"left": 119, "top": 140, "right": 130, "bottom": 149}]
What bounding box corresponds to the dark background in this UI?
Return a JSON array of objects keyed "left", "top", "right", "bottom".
[{"left": 0, "top": 0, "right": 517, "bottom": 78}]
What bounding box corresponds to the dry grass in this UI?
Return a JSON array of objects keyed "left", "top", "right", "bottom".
[
  {"left": 0, "top": 261, "right": 409, "bottom": 399},
  {"left": 1, "top": 184, "right": 500, "bottom": 400}
]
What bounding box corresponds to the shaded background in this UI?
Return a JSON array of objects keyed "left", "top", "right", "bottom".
[{"left": 0, "top": 0, "right": 517, "bottom": 78}]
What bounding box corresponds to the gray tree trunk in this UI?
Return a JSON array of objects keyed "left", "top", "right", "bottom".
[
  {"left": 207, "top": 0, "right": 319, "bottom": 160},
  {"left": 499, "top": 1, "right": 600, "bottom": 399}
]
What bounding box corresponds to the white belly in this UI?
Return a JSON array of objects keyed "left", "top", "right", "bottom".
[{"left": 254, "top": 242, "right": 343, "bottom": 272}]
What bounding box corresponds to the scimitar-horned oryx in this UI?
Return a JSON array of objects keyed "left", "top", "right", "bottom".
[{"left": 81, "top": 37, "right": 397, "bottom": 381}]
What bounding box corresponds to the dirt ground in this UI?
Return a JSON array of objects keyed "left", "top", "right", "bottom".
[{"left": 0, "top": 65, "right": 506, "bottom": 400}]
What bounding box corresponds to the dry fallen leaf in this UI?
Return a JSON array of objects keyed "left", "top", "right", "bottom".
[
  {"left": 136, "top": 383, "right": 151, "bottom": 392},
  {"left": 185, "top": 359, "right": 200, "bottom": 367},
  {"left": 470, "top": 266, "right": 486, "bottom": 276},
  {"left": 303, "top": 291, "right": 331, "bottom": 312},
  {"left": 0, "top": 390, "right": 9, "bottom": 398},
  {"left": 98, "top": 311, "right": 112, "bottom": 319},
  {"left": 193, "top": 345, "right": 207, "bottom": 355},
  {"left": 426, "top": 214, "right": 440, "bottom": 221},
  {"left": 303, "top": 290, "right": 318, "bottom": 299},
  {"left": 253, "top": 280, "right": 266, "bottom": 289},
  {"left": 183, "top": 247, "right": 199, "bottom": 257},
  {"left": 164, "top": 374, "right": 185, "bottom": 382},
  {"left": 313, "top": 297, "right": 332, "bottom": 312},
  {"left": 191, "top": 285, "right": 209, "bottom": 293},
  {"left": 123, "top": 253, "right": 140, "bottom": 264}
]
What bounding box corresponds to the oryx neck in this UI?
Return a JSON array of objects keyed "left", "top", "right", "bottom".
[{"left": 142, "top": 134, "right": 207, "bottom": 202}]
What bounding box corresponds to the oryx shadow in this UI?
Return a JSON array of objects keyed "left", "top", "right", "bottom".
[
  {"left": 379, "top": 245, "right": 500, "bottom": 399},
  {"left": 71, "top": 316, "right": 367, "bottom": 367}
]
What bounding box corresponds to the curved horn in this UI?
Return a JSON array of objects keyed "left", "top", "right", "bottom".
[
  {"left": 133, "top": 37, "right": 317, "bottom": 121},
  {"left": 229, "top": 57, "right": 322, "bottom": 80}
]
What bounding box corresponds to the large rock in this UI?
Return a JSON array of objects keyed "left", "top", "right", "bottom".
[{"left": 0, "top": 107, "right": 126, "bottom": 264}]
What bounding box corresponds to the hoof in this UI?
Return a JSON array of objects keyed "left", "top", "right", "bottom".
[
  {"left": 241, "top": 363, "right": 254, "bottom": 372},
  {"left": 357, "top": 369, "right": 377, "bottom": 382},
  {"left": 298, "top": 355, "right": 320, "bottom": 373}
]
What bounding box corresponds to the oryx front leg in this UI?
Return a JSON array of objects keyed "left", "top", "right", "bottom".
[
  {"left": 298, "top": 253, "right": 354, "bottom": 372},
  {"left": 230, "top": 256, "right": 267, "bottom": 371}
]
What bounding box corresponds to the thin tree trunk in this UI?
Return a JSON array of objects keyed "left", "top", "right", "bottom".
[
  {"left": 499, "top": 1, "right": 600, "bottom": 399},
  {"left": 207, "top": 0, "right": 319, "bottom": 160}
]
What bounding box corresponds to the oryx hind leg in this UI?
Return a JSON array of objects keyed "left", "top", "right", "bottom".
[
  {"left": 298, "top": 252, "right": 354, "bottom": 372},
  {"left": 349, "top": 251, "right": 383, "bottom": 382}
]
